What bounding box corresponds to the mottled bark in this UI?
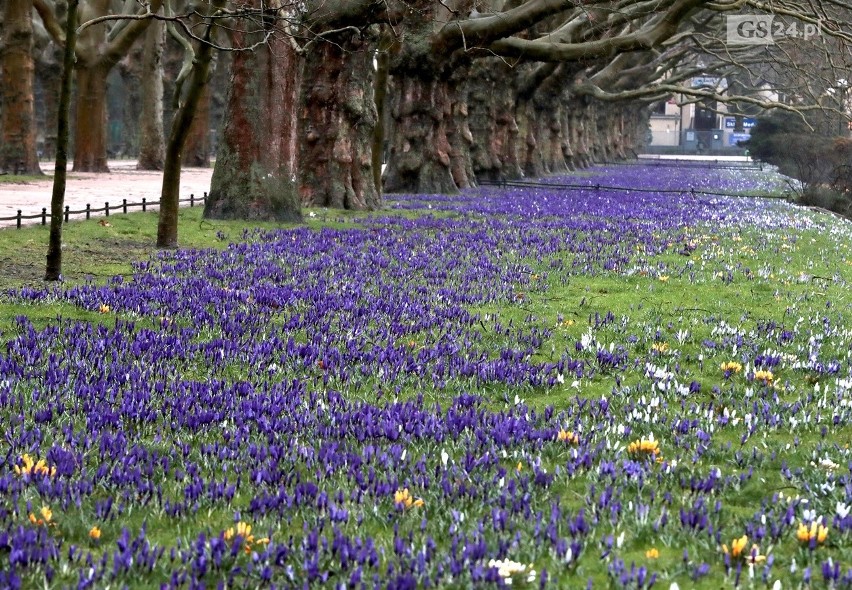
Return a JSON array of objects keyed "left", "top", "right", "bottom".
[
  {"left": 298, "top": 31, "right": 378, "bottom": 210},
  {"left": 382, "top": 2, "right": 473, "bottom": 194},
  {"left": 0, "top": 0, "right": 43, "bottom": 175},
  {"left": 383, "top": 74, "right": 457, "bottom": 194},
  {"left": 73, "top": 64, "right": 110, "bottom": 171},
  {"left": 515, "top": 99, "right": 540, "bottom": 179},
  {"left": 204, "top": 10, "right": 301, "bottom": 223},
  {"left": 446, "top": 72, "right": 476, "bottom": 189},
  {"left": 137, "top": 20, "right": 165, "bottom": 170},
  {"left": 468, "top": 60, "right": 521, "bottom": 182}
]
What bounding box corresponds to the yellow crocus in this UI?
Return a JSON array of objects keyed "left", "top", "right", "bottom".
[
  {"left": 557, "top": 430, "right": 579, "bottom": 444},
  {"left": 753, "top": 370, "right": 774, "bottom": 384},
  {"left": 721, "top": 361, "right": 743, "bottom": 374}
]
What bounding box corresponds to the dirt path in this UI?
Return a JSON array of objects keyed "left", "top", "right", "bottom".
[{"left": 0, "top": 161, "right": 214, "bottom": 228}]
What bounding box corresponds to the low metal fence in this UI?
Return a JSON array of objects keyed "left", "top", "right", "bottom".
[{"left": 0, "top": 192, "right": 207, "bottom": 229}]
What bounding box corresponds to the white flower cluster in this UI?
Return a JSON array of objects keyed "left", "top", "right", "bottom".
[{"left": 487, "top": 559, "right": 537, "bottom": 584}]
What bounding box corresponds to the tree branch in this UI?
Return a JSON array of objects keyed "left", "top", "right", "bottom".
[{"left": 33, "top": 0, "right": 66, "bottom": 45}]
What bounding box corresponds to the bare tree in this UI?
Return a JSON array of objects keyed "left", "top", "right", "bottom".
[
  {"left": 34, "top": 0, "right": 164, "bottom": 171},
  {"left": 45, "top": 0, "right": 79, "bottom": 281}
]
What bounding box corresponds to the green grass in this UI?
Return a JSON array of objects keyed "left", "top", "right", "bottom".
[{"left": 0, "top": 173, "right": 52, "bottom": 184}]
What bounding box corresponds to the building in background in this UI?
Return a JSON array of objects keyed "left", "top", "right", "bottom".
[{"left": 647, "top": 76, "right": 770, "bottom": 153}]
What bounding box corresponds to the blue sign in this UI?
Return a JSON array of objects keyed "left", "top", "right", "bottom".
[
  {"left": 729, "top": 132, "right": 751, "bottom": 146},
  {"left": 724, "top": 117, "right": 757, "bottom": 129}
]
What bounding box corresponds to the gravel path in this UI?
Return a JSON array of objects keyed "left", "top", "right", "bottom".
[{"left": 0, "top": 161, "right": 214, "bottom": 228}]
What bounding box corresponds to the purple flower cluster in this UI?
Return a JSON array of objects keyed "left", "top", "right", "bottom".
[{"left": 1, "top": 164, "right": 851, "bottom": 588}]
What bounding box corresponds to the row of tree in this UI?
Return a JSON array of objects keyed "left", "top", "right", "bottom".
[{"left": 2, "top": 1, "right": 851, "bottom": 268}]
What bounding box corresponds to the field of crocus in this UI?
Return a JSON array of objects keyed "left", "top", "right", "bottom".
[{"left": 1, "top": 163, "right": 851, "bottom": 589}]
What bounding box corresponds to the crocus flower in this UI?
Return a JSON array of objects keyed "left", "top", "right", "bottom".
[
  {"left": 722, "top": 535, "right": 749, "bottom": 558},
  {"left": 796, "top": 522, "right": 828, "bottom": 546},
  {"left": 29, "top": 505, "right": 53, "bottom": 527},
  {"left": 721, "top": 361, "right": 743, "bottom": 374},
  {"left": 557, "top": 429, "right": 579, "bottom": 444},
  {"left": 14, "top": 454, "right": 56, "bottom": 477},
  {"left": 628, "top": 436, "right": 660, "bottom": 457},
  {"left": 753, "top": 370, "right": 774, "bottom": 384},
  {"left": 394, "top": 488, "right": 423, "bottom": 509}
]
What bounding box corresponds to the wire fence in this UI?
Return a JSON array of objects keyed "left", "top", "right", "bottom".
[
  {"left": 0, "top": 192, "right": 207, "bottom": 230},
  {"left": 612, "top": 159, "right": 764, "bottom": 171},
  {"left": 477, "top": 179, "right": 788, "bottom": 200}
]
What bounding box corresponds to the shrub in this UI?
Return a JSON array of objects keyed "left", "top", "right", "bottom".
[{"left": 745, "top": 112, "right": 852, "bottom": 217}]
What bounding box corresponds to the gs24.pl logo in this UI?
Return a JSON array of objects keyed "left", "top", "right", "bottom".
[{"left": 726, "top": 15, "right": 822, "bottom": 44}]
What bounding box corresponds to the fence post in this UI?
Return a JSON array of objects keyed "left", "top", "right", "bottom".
[
  {"left": 190, "top": 193, "right": 194, "bottom": 207},
  {"left": 17, "top": 210, "right": 22, "bottom": 229},
  {"left": 105, "top": 202, "right": 109, "bottom": 217},
  {"left": 86, "top": 204, "right": 91, "bottom": 220},
  {"left": 123, "top": 198, "right": 127, "bottom": 214},
  {"left": 203, "top": 191, "right": 207, "bottom": 203},
  {"left": 64, "top": 206, "right": 69, "bottom": 222},
  {"left": 142, "top": 197, "right": 146, "bottom": 212},
  {"left": 41, "top": 208, "right": 47, "bottom": 225}
]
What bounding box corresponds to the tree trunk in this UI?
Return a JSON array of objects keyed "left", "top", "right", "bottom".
[
  {"left": 204, "top": 9, "right": 301, "bottom": 223},
  {"left": 67, "top": 0, "right": 162, "bottom": 171},
  {"left": 371, "top": 30, "right": 392, "bottom": 193},
  {"left": 156, "top": 17, "right": 220, "bottom": 248},
  {"left": 381, "top": 0, "right": 470, "bottom": 195},
  {"left": 72, "top": 64, "right": 110, "bottom": 171},
  {"left": 514, "top": 100, "right": 542, "bottom": 179},
  {"left": 36, "top": 59, "right": 62, "bottom": 161},
  {"left": 0, "top": 0, "right": 43, "bottom": 175},
  {"left": 298, "top": 31, "right": 379, "bottom": 209},
  {"left": 137, "top": 19, "right": 165, "bottom": 170},
  {"left": 446, "top": 72, "right": 476, "bottom": 189},
  {"left": 183, "top": 81, "right": 211, "bottom": 167},
  {"left": 383, "top": 74, "right": 457, "bottom": 194},
  {"left": 45, "top": 0, "right": 78, "bottom": 281},
  {"left": 468, "top": 60, "right": 522, "bottom": 183}
]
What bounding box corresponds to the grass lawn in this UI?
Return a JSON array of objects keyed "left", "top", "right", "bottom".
[{"left": 1, "top": 164, "right": 851, "bottom": 588}]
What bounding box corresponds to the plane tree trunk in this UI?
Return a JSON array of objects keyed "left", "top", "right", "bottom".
[
  {"left": 298, "top": 29, "right": 379, "bottom": 210},
  {"left": 204, "top": 4, "right": 301, "bottom": 222},
  {"left": 0, "top": 0, "right": 43, "bottom": 175},
  {"left": 137, "top": 20, "right": 165, "bottom": 170},
  {"left": 381, "top": 2, "right": 465, "bottom": 194},
  {"left": 468, "top": 59, "right": 522, "bottom": 183}
]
